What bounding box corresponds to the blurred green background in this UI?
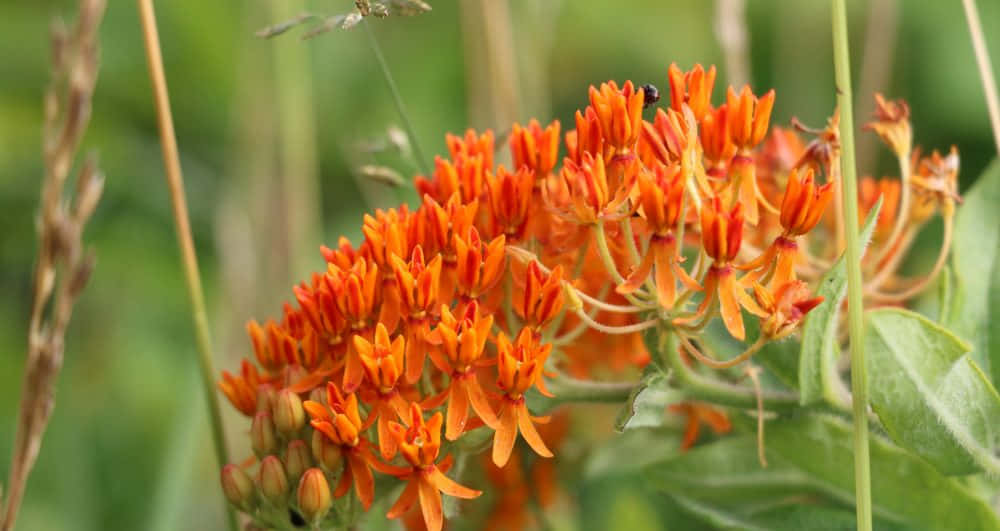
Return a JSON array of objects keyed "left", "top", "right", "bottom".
[{"left": 1, "top": 1, "right": 997, "bottom": 529}]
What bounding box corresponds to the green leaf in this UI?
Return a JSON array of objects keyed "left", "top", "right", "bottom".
[
  {"left": 669, "top": 495, "right": 885, "bottom": 531},
  {"left": 798, "top": 197, "right": 882, "bottom": 406},
  {"left": 949, "top": 158, "right": 1000, "bottom": 385},
  {"left": 767, "top": 415, "right": 1000, "bottom": 530},
  {"left": 614, "top": 368, "right": 685, "bottom": 432},
  {"left": 586, "top": 428, "right": 682, "bottom": 479},
  {"left": 865, "top": 308, "right": 1000, "bottom": 475}
]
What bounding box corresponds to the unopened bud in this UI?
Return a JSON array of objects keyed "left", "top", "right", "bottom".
[
  {"left": 308, "top": 387, "right": 325, "bottom": 404},
  {"left": 297, "top": 468, "right": 332, "bottom": 524},
  {"left": 274, "top": 389, "right": 305, "bottom": 435},
  {"left": 251, "top": 411, "right": 278, "bottom": 457},
  {"left": 257, "top": 455, "right": 289, "bottom": 504},
  {"left": 284, "top": 439, "right": 312, "bottom": 484},
  {"left": 257, "top": 385, "right": 277, "bottom": 415},
  {"left": 221, "top": 464, "right": 256, "bottom": 511},
  {"left": 311, "top": 429, "right": 343, "bottom": 472}
]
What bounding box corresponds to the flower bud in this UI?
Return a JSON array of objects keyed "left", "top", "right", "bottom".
[
  {"left": 256, "top": 384, "right": 277, "bottom": 415},
  {"left": 220, "top": 464, "right": 256, "bottom": 511},
  {"left": 274, "top": 389, "right": 305, "bottom": 435},
  {"left": 251, "top": 411, "right": 278, "bottom": 457},
  {"left": 311, "top": 429, "right": 343, "bottom": 472},
  {"left": 284, "top": 439, "right": 312, "bottom": 484},
  {"left": 257, "top": 455, "right": 289, "bottom": 504},
  {"left": 308, "top": 387, "right": 326, "bottom": 404},
  {"left": 297, "top": 468, "right": 332, "bottom": 524}
]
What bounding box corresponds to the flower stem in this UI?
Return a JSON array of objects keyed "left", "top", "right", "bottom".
[
  {"left": 961, "top": 0, "right": 1000, "bottom": 154},
  {"left": 137, "top": 2, "right": 237, "bottom": 529},
  {"left": 364, "top": 20, "right": 431, "bottom": 176},
  {"left": 831, "top": 2, "right": 873, "bottom": 530}
]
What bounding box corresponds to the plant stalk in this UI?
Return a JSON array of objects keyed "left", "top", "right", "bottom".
[
  {"left": 830, "top": 2, "right": 873, "bottom": 530},
  {"left": 136, "top": 2, "right": 237, "bottom": 529},
  {"left": 364, "top": 20, "right": 431, "bottom": 176},
  {"left": 961, "top": 0, "right": 1000, "bottom": 154}
]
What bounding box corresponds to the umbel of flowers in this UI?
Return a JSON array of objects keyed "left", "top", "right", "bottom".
[{"left": 217, "top": 63, "right": 959, "bottom": 530}]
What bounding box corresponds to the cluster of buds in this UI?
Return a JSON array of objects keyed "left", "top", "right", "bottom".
[{"left": 218, "top": 63, "right": 958, "bottom": 530}]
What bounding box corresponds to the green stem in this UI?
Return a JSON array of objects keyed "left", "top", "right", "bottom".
[
  {"left": 831, "top": 2, "right": 873, "bottom": 530},
  {"left": 542, "top": 373, "right": 636, "bottom": 405},
  {"left": 364, "top": 20, "right": 431, "bottom": 177}
]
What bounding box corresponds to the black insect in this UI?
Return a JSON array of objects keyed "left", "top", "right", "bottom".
[{"left": 642, "top": 83, "right": 660, "bottom": 109}]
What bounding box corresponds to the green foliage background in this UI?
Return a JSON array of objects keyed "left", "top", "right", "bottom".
[{"left": 0, "top": 1, "right": 998, "bottom": 529}]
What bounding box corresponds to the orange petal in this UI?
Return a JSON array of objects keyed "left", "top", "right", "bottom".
[
  {"left": 617, "top": 245, "right": 655, "bottom": 295},
  {"left": 717, "top": 272, "right": 746, "bottom": 341},
  {"left": 465, "top": 377, "right": 499, "bottom": 428},
  {"left": 349, "top": 453, "right": 375, "bottom": 510},
  {"left": 516, "top": 402, "right": 553, "bottom": 458},
  {"left": 445, "top": 382, "right": 470, "bottom": 441},
  {"left": 418, "top": 476, "right": 445, "bottom": 531},
  {"left": 334, "top": 461, "right": 353, "bottom": 498},
  {"left": 343, "top": 349, "right": 365, "bottom": 393},
  {"left": 386, "top": 479, "right": 420, "bottom": 519},
  {"left": 428, "top": 466, "right": 482, "bottom": 499},
  {"left": 491, "top": 402, "right": 518, "bottom": 467},
  {"left": 405, "top": 337, "right": 427, "bottom": 384},
  {"left": 378, "top": 411, "right": 397, "bottom": 460}
]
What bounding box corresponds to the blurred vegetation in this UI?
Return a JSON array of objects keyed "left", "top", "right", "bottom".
[{"left": 1, "top": 1, "right": 998, "bottom": 529}]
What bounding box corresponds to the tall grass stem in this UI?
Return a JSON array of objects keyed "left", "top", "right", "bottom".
[
  {"left": 830, "top": 2, "right": 873, "bottom": 530},
  {"left": 961, "top": 0, "right": 1000, "bottom": 154},
  {"left": 136, "top": 2, "right": 237, "bottom": 529}
]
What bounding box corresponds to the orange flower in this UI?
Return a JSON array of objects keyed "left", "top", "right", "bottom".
[
  {"left": 668, "top": 402, "right": 732, "bottom": 450},
  {"left": 864, "top": 93, "right": 912, "bottom": 157},
  {"left": 385, "top": 403, "right": 482, "bottom": 531},
  {"left": 565, "top": 107, "right": 606, "bottom": 164},
  {"left": 326, "top": 258, "right": 382, "bottom": 393},
  {"left": 447, "top": 128, "right": 495, "bottom": 173},
  {"left": 752, "top": 280, "right": 824, "bottom": 339},
  {"left": 727, "top": 86, "right": 776, "bottom": 225},
  {"left": 493, "top": 328, "right": 554, "bottom": 466},
  {"left": 353, "top": 323, "right": 410, "bottom": 459},
  {"left": 618, "top": 163, "right": 701, "bottom": 308},
  {"left": 247, "top": 319, "right": 296, "bottom": 374},
  {"left": 685, "top": 197, "right": 765, "bottom": 340},
  {"left": 510, "top": 119, "right": 561, "bottom": 179},
  {"left": 420, "top": 193, "right": 478, "bottom": 301},
  {"left": 485, "top": 164, "right": 534, "bottom": 241},
  {"left": 858, "top": 176, "right": 901, "bottom": 242},
  {"left": 454, "top": 226, "right": 506, "bottom": 302},
  {"left": 638, "top": 107, "right": 689, "bottom": 168},
  {"left": 218, "top": 359, "right": 261, "bottom": 416},
  {"left": 302, "top": 383, "right": 384, "bottom": 510},
  {"left": 701, "top": 104, "right": 735, "bottom": 181},
  {"left": 558, "top": 151, "right": 636, "bottom": 224},
  {"left": 517, "top": 261, "right": 565, "bottom": 332},
  {"left": 667, "top": 63, "right": 716, "bottom": 122},
  {"left": 426, "top": 302, "right": 498, "bottom": 439},
  {"left": 588, "top": 80, "right": 644, "bottom": 155},
  {"left": 391, "top": 245, "right": 442, "bottom": 383}
]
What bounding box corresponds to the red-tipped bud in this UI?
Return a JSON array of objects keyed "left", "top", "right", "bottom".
[
  {"left": 274, "top": 389, "right": 305, "bottom": 435},
  {"left": 258, "top": 455, "right": 289, "bottom": 504},
  {"left": 297, "top": 468, "right": 333, "bottom": 525},
  {"left": 251, "top": 411, "right": 278, "bottom": 457},
  {"left": 220, "top": 464, "right": 256, "bottom": 511}
]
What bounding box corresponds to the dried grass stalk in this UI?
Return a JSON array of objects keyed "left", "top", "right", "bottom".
[{"left": 1, "top": 1, "right": 106, "bottom": 530}]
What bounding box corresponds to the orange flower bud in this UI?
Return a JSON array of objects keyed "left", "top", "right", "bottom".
[
  {"left": 510, "top": 119, "right": 561, "bottom": 178},
  {"left": 639, "top": 107, "right": 689, "bottom": 167},
  {"left": 297, "top": 468, "right": 333, "bottom": 525},
  {"left": 559, "top": 152, "right": 635, "bottom": 224},
  {"left": 753, "top": 280, "right": 824, "bottom": 338},
  {"left": 221, "top": 464, "right": 256, "bottom": 511},
  {"left": 566, "top": 107, "right": 605, "bottom": 164},
  {"left": 518, "top": 261, "right": 565, "bottom": 331},
  {"left": 858, "top": 177, "right": 901, "bottom": 241},
  {"left": 274, "top": 389, "right": 306, "bottom": 435},
  {"left": 667, "top": 63, "right": 717, "bottom": 122},
  {"left": 454, "top": 227, "right": 506, "bottom": 299},
  {"left": 700, "top": 196, "right": 744, "bottom": 263},
  {"left": 588, "top": 80, "right": 645, "bottom": 153},
  {"left": 727, "top": 85, "right": 775, "bottom": 151},
  {"left": 700, "top": 105, "right": 736, "bottom": 175},
  {"left": 354, "top": 322, "right": 405, "bottom": 393},
  {"left": 218, "top": 359, "right": 260, "bottom": 417},
  {"left": 636, "top": 162, "right": 685, "bottom": 235},
  {"left": 258, "top": 455, "right": 290, "bottom": 504},
  {"left": 485, "top": 164, "right": 534, "bottom": 240},
  {"left": 251, "top": 411, "right": 278, "bottom": 457},
  {"left": 779, "top": 167, "right": 834, "bottom": 236},
  {"left": 447, "top": 128, "right": 495, "bottom": 172},
  {"left": 304, "top": 383, "right": 365, "bottom": 448},
  {"left": 496, "top": 328, "right": 551, "bottom": 398},
  {"left": 284, "top": 439, "right": 312, "bottom": 483},
  {"left": 247, "top": 319, "right": 296, "bottom": 373}
]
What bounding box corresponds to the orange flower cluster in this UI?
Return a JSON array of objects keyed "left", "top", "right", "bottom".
[{"left": 216, "top": 63, "right": 960, "bottom": 530}]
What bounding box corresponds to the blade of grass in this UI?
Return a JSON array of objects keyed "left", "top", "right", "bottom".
[
  {"left": 136, "top": 2, "right": 237, "bottom": 529},
  {"left": 961, "top": 0, "right": 1000, "bottom": 154},
  {"left": 830, "top": 2, "right": 873, "bottom": 530}
]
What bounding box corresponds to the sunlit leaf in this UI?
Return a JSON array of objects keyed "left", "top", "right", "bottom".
[
  {"left": 614, "top": 369, "right": 684, "bottom": 432},
  {"left": 798, "top": 197, "right": 882, "bottom": 405},
  {"left": 865, "top": 308, "right": 1000, "bottom": 475},
  {"left": 949, "top": 158, "right": 1000, "bottom": 385}
]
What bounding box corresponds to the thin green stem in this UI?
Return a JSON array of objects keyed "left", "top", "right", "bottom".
[
  {"left": 137, "top": 2, "right": 237, "bottom": 529},
  {"left": 364, "top": 20, "right": 431, "bottom": 176},
  {"left": 542, "top": 372, "right": 636, "bottom": 405},
  {"left": 962, "top": 0, "right": 1000, "bottom": 154},
  {"left": 831, "top": 2, "right": 873, "bottom": 530}
]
